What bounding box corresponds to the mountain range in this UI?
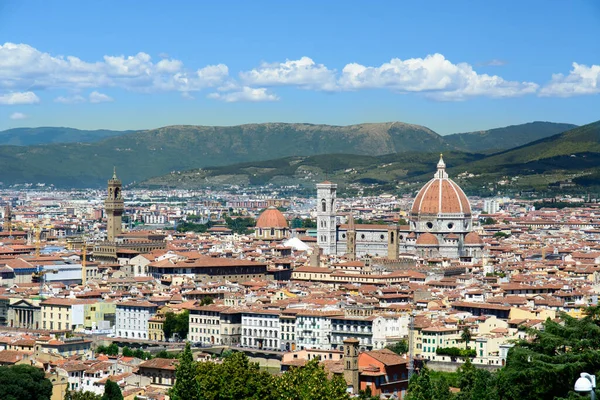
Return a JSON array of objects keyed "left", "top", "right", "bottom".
[
  {"left": 0, "top": 121, "right": 582, "bottom": 188},
  {"left": 141, "top": 121, "right": 600, "bottom": 194}
]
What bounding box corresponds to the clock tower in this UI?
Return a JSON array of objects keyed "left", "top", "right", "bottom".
[{"left": 105, "top": 167, "right": 124, "bottom": 242}]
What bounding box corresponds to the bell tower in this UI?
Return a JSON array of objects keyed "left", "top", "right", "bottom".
[
  {"left": 346, "top": 213, "right": 356, "bottom": 261},
  {"left": 316, "top": 181, "right": 338, "bottom": 255},
  {"left": 105, "top": 167, "right": 124, "bottom": 242},
  {"left": 343, "top": 337, "right": 360, "bottom": 394}
]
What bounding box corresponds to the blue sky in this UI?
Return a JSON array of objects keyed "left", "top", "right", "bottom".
[{"left": 0, "top": 0, "right": 599, "bottom": 134}]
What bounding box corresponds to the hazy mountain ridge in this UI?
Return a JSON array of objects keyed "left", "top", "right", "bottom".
[
  {"left": 444, "top": 121, "right": 577, "bottom": 153},
  {"left": 0, "top": 121, "right": 584, "bottom": 188},
  {"left": 0, "top": 127, "right": 134, "bottom": 146},
  {"left": 141, "top": 121, "right": 600, "bottom": 193}
]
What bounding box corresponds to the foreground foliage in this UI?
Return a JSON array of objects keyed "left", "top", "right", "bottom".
[
  {"left": 409, "top": 306, "right": 600, "bottom": 400},
  {"left": 0, "top": 364, "right": 53, "bottom": 400},
  {"left": 171, "top": 347, "right": 349, "bottom": 400}
]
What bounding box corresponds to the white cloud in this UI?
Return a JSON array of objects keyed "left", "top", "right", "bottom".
[
  {"left": 240, "top": 57, "right": 337, "bottom": 90},
  {"left": 540, "top": 62, "right": 600, "bottom": 97},
  {"left": 89, "top": 91, "right": 113, "bottom": 103},
  {"left": 9, "top": 112, "right": 27, "bottom": 120},
  {"left": 0, "top": 91, "right": 40, "bottom": 105},
  {"left": 338, "top": 54, "right": 538, "bottom": 100},
  {"left": 54, "top": 94, "right": 86, "bottom": 104},
  {"left": 208, "top": 87, "right": 279, "bottom": 102},
  {"left": 0, "top": 42, "right": 229, "bottom": 94}
]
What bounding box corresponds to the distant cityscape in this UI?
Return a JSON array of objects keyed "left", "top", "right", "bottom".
[{"left": 0, "top": 151, "right": 598, "bottom": 399}]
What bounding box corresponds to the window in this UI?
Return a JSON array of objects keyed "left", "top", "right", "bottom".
[{"left": 321, "top": 200, "right": 326, "bottom": 212}]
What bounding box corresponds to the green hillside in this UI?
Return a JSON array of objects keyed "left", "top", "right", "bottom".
[
  {"left": 457, "top": 120, "right": 600, "bottom": 173},
  {"left": 0, "top": 122, "right": 457, "bottom": 187},
  {"left": 444, "top": 121, "right": 577, "bottom": 153},
  {"left": 0, "top": 127, "right": 132, "bottom": 146},
  {"left": 142, "top": 120, "right": 600, "bottom": 195},
  {"left": 139, "top": 151, "right": 485, "bottom": 191}
]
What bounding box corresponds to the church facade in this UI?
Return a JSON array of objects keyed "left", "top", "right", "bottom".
[{"left": 316, "top": 156, "right": 484, "bottom": 260}]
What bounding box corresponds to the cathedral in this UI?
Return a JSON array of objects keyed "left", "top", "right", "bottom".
[{"left": 316, "top": 156, "right": 484, "bottom": 260}]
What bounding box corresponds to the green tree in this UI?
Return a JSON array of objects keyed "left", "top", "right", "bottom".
[
  {"left": 169, "top": 342, "right": 198, "bottom": 400},
  {"left": 357, "top": 386, "right": 379, "bottom": 400},
  {"left": 493, "top": 232, "right": 509, "bottom": 238},
  {"left": 200, "top": 297, "right": 214, "bottom": 306},
  {"left": 432, "top": 375, "right": 454, "bottom": 400},
  {"left": 274, "top": 358, "right": 349, "bottom": 400},
  {"left": 406, "top": 365, "right": 434, "bottom": 400},
  {"left": 0, "top": 364, "right": 53, "bottom": 400},
  {"left": 164, "top": 311, "right": 190, "bottom": 341},
  {"left": 196, "top": 351, "right": 275, "bottom": 400},
  {"left": 121, "top": 347, "right": 133, "bottom": 357},
  {"left": 460, "top": 326, "right": 472, "bottom": 350},
  {"left": 386, "top": 340, "right": 409, "bottom": 355},
  {"left": 101, "top": 380, "right": 123, "bottom": 400},
  {"left": 65, "top": 390, "right": 102, "bottom": 400}
]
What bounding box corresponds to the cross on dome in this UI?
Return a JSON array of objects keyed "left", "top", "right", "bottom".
[{"left": 436, "top": 154, "right": 448, "bottom": 179}]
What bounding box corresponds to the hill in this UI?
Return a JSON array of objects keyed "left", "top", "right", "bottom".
[
  {"left": 142, "top": 121, "right": 600, "bottom": 195},
  {"left": 139, "top": 151, "right": 485, "bottom": 192},
  {"left": 0, "top": 122, "right": 457, "bottom": 187},
  {"left": 0, "top": 127, "right": 133, "bottom": 146},
  {"left": 444, "top": 121, "right": 577, "bottom": 153}
]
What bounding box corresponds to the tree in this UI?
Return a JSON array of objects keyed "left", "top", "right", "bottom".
[
  {"left": 482, "top": 217, "right": 497, "bottom": 225},
  {"left": 65, "top": 391, "right": 102, "bottom": 400},
  {"left": 493, "top": 232, "right": 509, "bottom": 239},
  {"left": 101, "top": 380, "right": 123, "bottom": 400},
  {"left": 386, "top": 340, "right": 409, "bottom": 355},
  {"left": 0, "top": 364, "right": 53, "bottom": 400},
  {"left": 405, "top": 365, "right": 434, "bottom": 400},
  {"left": 358, "top": 386, "right": 379, "bottom": 400},
  {"left": 196, "top": 351, "right": 276, "bottom": 400},
  {"left": 200, "top": 297, "right": 214, "bottom": 306},
  {"left": 461, "top": 326, "right": 472, "bottom": 350},
  {"left": 97, "top": 342, "right": 119, "bottom": 356},
  {"left": 169, "top": 342, "right": 198, "bottom": 400},
  {"left": 274, "top": 358, "right": 349, "bottom": 400},
  {"left": 163, "top": 311, "right": 189, "bottom": 341}
]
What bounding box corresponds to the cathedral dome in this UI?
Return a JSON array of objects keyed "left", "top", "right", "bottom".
[
  {"left": 416, "top": 232, "right": 439, "bottom": 246},
  {"left": 256, "top": 206, "right": 288, "bottom": 228},
  {"left": 411, "top": 155, "right": 471, "bottom": 217},
  {"left": 464, "top": 231, "right": 484, "bottom": 245}
]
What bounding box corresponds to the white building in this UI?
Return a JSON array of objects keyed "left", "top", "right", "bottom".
[
  {"left": 115, "top": 300, "right": 157, "bottom": 340},
  {"left": 372, "top": 314, "right": 410, "bottom": 350},
  {"left": 295, "top": 311, "right": 340, "bottom": 350},
  {"left": 241, "top": 310, "right": 280, "bottom": 351},
  {"left": 483, "top": 199, "right": 500, "bottom": 214}
]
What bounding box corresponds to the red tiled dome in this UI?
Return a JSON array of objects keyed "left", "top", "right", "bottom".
[
  {"left": 411, "top": 156, "right": 471, "bottom": 217},
  {"left": 416, "top": 232, "right": 439, "bottom": 245},
  {"left": 464, "top": 231, "right": 484, "bottom": 245},
  {"left": 256, "top": 207, "right": 288, "bottom": 228}
]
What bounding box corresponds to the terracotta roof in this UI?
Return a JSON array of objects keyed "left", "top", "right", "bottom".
[
  {"left": 416, "top": 233, "right": 439, "bottom": 246},
  {"left": 411, "top": 159, "right": 471, "bottom": 216},
  {"left": 256, "top": 207, "right": 288, "bottom": 229}
]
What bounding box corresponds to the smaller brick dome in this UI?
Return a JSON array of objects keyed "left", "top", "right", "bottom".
[
  {"left": 416, "top": 232, "right": 439, "bottom": 246},
  {"left": 256, "top": 206, "right": 288, "bottom": 228},
  {"left": 465, "top": 231, "right": 484, "bottom": 245}
]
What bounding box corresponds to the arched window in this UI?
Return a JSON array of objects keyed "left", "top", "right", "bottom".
[
  {"left": 390, "top": 232, "right": 395, "bottom": 244},
  {"left": 321, "top": 200, "right": 326, "bottom": 212}
]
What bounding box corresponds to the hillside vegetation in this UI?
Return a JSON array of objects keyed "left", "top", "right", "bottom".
[
  {"left": 0, "top": 121, "right": 585, "bottom": 188},
  {"left": 444, "top": 121, "right": 576, "bottom": 153}
]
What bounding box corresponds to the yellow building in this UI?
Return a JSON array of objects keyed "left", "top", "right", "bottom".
[
  {"left": 148, "top": 314, "right": 165, "bottom": 342},
  {"left": 83, "top": 301, "right": 116, "bottom": 331},
  {"left": 40, "top": 298, "right": 115, "bottom": 332}
]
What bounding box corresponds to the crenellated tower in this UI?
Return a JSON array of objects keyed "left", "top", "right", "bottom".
[{"left": 105, "top": 167, "right": 124, "bottom": 242}]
